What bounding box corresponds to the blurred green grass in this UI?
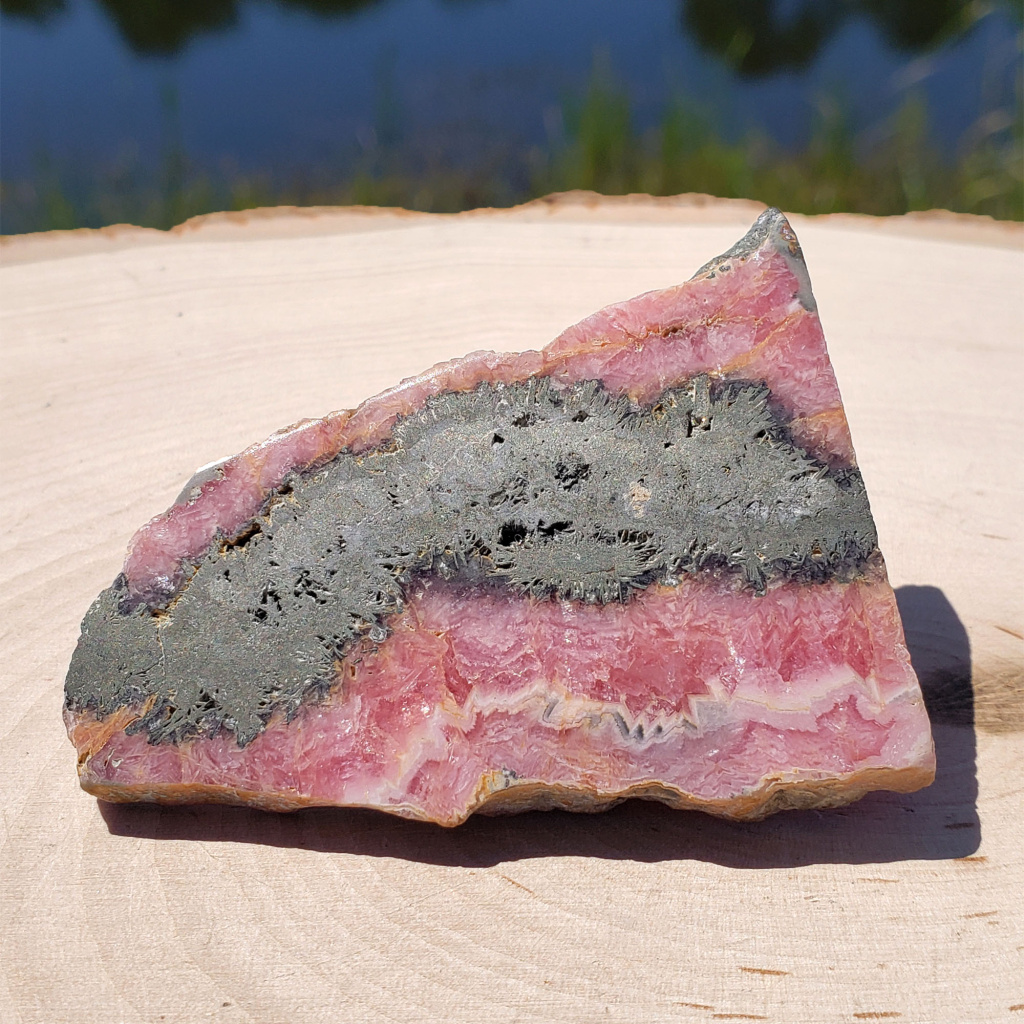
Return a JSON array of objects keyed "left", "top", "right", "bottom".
[
  {"left": 2, "top": 60, "right": 1020, "bottom": 233},
  {"left": 535, "top": 62, "right": 1021, "bottom": 219}
]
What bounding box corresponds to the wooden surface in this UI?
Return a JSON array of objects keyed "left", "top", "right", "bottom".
[{"left": 1, "top": 194, "right": 1021, "bottom": 1024}]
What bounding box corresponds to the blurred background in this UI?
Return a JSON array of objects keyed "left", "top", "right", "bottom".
[{"left": 1, "top": 0, "right": 1021, "bottom": 235}]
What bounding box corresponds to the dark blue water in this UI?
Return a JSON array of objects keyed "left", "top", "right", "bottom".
[{"left": 1, "top": 0, "right": 1020, "bottom": 196}]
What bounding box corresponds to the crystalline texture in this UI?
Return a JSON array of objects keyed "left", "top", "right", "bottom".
[{"left": 64, "top": 209, "right": 936, "bottom": 823}]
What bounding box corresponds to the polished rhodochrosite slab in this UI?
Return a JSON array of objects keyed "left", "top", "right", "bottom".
[{"left": 64, "top": 208, "right": 936, "bottom": 823}]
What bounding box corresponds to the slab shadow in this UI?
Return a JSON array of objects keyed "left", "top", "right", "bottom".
[{"left": 101, "top": 584, "right": 979, "bottom": 867}]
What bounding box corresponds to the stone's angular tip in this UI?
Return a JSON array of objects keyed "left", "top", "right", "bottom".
[
  {"left": 693, "top": 207, "right": 816, "bottom": 313},
  {"left": 64, "top": 211, "right": 935, "bottom": 825}
]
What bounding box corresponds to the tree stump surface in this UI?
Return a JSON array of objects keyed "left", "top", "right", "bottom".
[{"left": 1, "top": 194, "right": 1021, "bottom": 1024}]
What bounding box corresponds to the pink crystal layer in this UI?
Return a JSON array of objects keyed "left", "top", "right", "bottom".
[
  {"left": 124, "top": 236, "right": 854, "bottom": 607},
  {"left": 67, "top": 570, "right": 935, "bottom": 824}
]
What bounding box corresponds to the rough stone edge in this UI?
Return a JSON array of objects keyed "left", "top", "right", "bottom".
[
  {"left": 691, "top": 206, "right": 816, "bottom": 312},
  {"left": 74, "top": 762, "right": 937, "bottom": 825}
]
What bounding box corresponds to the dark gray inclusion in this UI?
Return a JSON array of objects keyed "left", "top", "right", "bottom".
[{"left": 65, "top": 375, "right": 877, "bottom": 746}]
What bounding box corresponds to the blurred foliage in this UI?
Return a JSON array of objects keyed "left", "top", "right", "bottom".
[
  {"left": 3, "top": 60, "right": 1019, "bottom": 233},
  {"left": 1, "top": 0, "right": 391, "bottom": 53},
  {"left": 681, "top": 0, "right": 1013, "bottom": 77},
  {"left": 4, "top": 0, "right": 1018, "bottom": 61},
  {"left": 1, "top": 0, "right": 63, "bottom": 19},
  {"left": 683, "top": 0, "right": 841, "bottom": 77},
  {"left": 93, "top": 0, "right": 237, "bottom": 56},
  {"left": 1, "top": 0, "right": 1020, "bottom": 230},
  {"left": 532, "top": 60, "right": 1022, "bottom": 219}
]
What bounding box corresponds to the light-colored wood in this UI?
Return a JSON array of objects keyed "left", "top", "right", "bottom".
[
  {"left": 3, "top": 190, "right": 1021, "bottom": 268},
  {"left": 1, "top": 196, "right": 1021, "bottom": 1024}
]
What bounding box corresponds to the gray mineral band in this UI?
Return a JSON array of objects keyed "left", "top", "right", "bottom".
[{"left": 65, "top": 374, "right": 877, "bottom": 746}]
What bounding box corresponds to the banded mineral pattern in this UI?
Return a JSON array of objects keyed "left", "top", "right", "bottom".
[{"left": 64, "top": 208, "right": 936, "bottom": 823}]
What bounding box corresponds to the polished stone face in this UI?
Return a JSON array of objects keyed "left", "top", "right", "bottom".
[{"left": 65, "top": 372, "right": 876, "bottom": 747}]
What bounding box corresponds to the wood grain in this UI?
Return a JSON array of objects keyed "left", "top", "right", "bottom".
[{"left": 1, "top": 196, "right": 1021, "bottom": 1024}]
